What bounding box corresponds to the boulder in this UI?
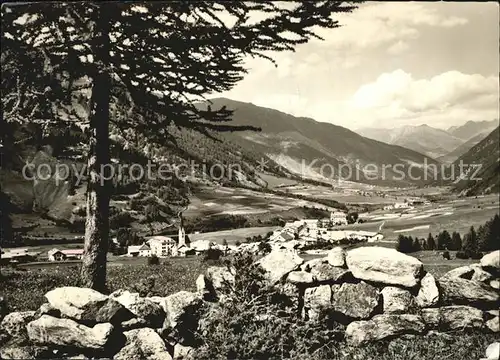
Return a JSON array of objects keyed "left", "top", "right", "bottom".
[
  {"left": 486, "top": 310, "right": 499, "bottom": 333},
  {"left": 309, "top": 263, "right": 351, "bottom": 284},
  {"left": 45, "top": 287, "right": 131, "bottom": 324},
  {"left": 287, "top": 271, "right": 314, "bottom": 285},
  {"left": 303, "top": 285, "right": 331, "bottom": 321},
  {"left": 327, "top": 247, "right": 346, "bottom": 267},
  {"left": 0, "top": 311, "right": 35, "bottom": 344},
  {"left": 34, "top": 303, "right": 61, "bottom": 319},
  {"left": 161, "top": 291, "right": 203, "bottom": 329},
  {"left": 481, "top": 251, "right": 500, "bottom": 270},
  {"left": 415, "top": 272, "right": 439, "bottom": 308},
  {"left": 275, "top": 282, "right": 300, "bottom": 309},
  {"left": 486, "top": 317, "right": 499, "bottom": 333},
  {"left": 173, "top": 344, "right": 194, "bottom": 359},
  {"left": 485, "top": 342, "right": 500, "bottom": 360},
  {"left": 257, "top": 250, "right": 303, "bottom": 284},
  {"left": 195, "top": 274, "right": 210, "bottom": 297},
  {"left": 205, "top": 266, "right": 236, "bottom": 291},
  {"left": 0, "top": 343, "right": 51, "bottom": 360},
  {"left": 438, "top": 278, "right": 499, "bottom": 308},
  {"left": 346, "top": 247, "right": 423, "bottom": 288},
  {"left": 27, "top": 315, "right": 113, "bottom": 350},
  {"left": 331, "top": 281, "right": 380, "bottom": 320},
  {"left": 300, "top": 258, "right": 326, "bottom": 272},
  {"left": 110, "top": 290, "right": 165, "bottom": 328},
  {"left": 421, "top": 306, "right": 484, "bottom": 330},
  {"left": 120, "top": 317, "right": 148, "bottom": 331},
  {"left": 381, "top": 287, "right": 413, "bottom": 314},
  {"left": 440, "top": 265, "right": 475, "bottom": 280},
  {"left": 113, "top": 328, "right": 172, "bottom": 360},
  {"left": 345, "top": 314, "right": 425, "bottom": 345},
  {"left": 489, "top": 280, "right": 500, "bottom": 290},
  {"left": 441, "top": 264, "right": 493, "bottom": 283}
]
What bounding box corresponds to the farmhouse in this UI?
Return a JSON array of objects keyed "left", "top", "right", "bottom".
[
  {"left": 1, "top": 249, "right": 40, "bottom": 264},
  {"left": 127, "top": 244, "right": 151, "bottom": 257},
  {"left": 47, "top": 248, "right": 84, "bottom": 261}
]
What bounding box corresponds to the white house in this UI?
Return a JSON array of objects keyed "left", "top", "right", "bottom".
[
  {"left": 147, "top": 236, "right": 178, "bottom": 257},
  {"left": 48, "top": 248, "right": 83, "bottom": 261}
]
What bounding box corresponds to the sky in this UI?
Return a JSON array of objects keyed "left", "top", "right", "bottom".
[{"left": 213, "top": 2, "right": 500, "bottom": 131}]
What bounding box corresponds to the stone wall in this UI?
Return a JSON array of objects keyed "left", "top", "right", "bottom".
[{"left": 1, "top": 248, "right": 499, "bottom": 359}]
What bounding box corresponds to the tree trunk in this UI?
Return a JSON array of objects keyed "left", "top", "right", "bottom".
[{"left": 80, "top": 4, "right": 111, "bottom": 291}]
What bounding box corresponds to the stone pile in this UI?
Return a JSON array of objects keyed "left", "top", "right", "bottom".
[
  {"left": 1, "top": 247, "right": 498, "bottom": 358},
  {"left": 0, "top": 287, "right": 204, "bottom": 359}
]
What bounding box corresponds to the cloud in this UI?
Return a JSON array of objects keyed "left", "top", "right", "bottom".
[
  {"left": 349, "top": 69, "right": 499, "bottom": 127},
  {"left": 313, "top": 2, "right": 468, "bottom": 51},
  {"left": 387, "top": 41, "right": 409, "bottom": 55}
]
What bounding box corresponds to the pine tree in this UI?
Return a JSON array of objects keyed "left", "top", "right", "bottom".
[
  {"left": 450, "top": 231, "right": 462, "bottom": 251},
  {"left": 2, "top": 2, "right": 359, "bottom": 290},
  {"left": 463, "top": 226, "right": 478, "bottom": 255},
  {"left": 426, "top": 233, "right": 436, "bottom": 251}
]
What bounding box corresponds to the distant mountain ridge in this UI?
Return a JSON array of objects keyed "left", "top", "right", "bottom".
[
  {"left": 447, "top": 120, "right": 499, "bottom": 141},
  {"left": 357, "top": 124, "right": 463, "bottom": 159},
  {"left": 196, "top": 98, "right": 439, "bottom": 186}
]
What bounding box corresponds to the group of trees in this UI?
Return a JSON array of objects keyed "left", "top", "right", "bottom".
[{"left": 396, "top": 215, "right": 500, "bottom": 257}]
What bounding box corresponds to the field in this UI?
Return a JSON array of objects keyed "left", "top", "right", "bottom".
[{"left": 189, "top": 226, "right": 279, "bottom": 245}]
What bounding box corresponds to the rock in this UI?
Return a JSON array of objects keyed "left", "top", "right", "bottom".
[
  {"left": 486, "top": 317, "right": 499, "bottom": 333},
  {"left": 303, "top": 285, "right": 331, "bottom": 321},
  {"left": 300, "top": 258, "right": 326, "bottom": 272},
  {"left": 485, "top": 342, "right": 500, "bottom": 359},
  {"left": 345, "top": 314, "right": 425, "bottom": 345},
  {"left": 195, "top": 274, "right": 211, "bottom": 299},
  {"left": 421, "top": 306, "right": 484, "bottom": 330},
  {"left": 471, "top": 265, "right": 494, "bottom": 283},
  {"left": 275, "top": 282, "right": 300, "bottom": 309},
  {"left": 161, "top": 291, "right": 203, "bottom": 329},
  {"left": 0, "top": 342, "right": 51, "bottom": 360},
  {"left": 309, "top": 263, "right": 351, "bottom": 283},
  {"left": 485, "top": 310, "right": 499, "bottom": 333},
  {"left": 110, "top": 290, "right": 165, "bottom": 328},
  {"left": 120, "top": 317, "right": 148, "bottom": 331},
  {"left": 331, "top": 281, "right": 380, "bottom": 320},
  {"left": 416, "top": 272, "right": 439, "bottom": 308},
  {"left": 381, "top": 287, "right": 413, "bottom": 314},
  {"left": 27, "top": 315, "right": 113, "bottom": 350},
  {"left": 45, "top": 287, "right": 130, "bottom": 324},
  {"left": 481, "top": 251, "right": 500, "bottom": 270},
  {"left": 327, "top": 247, "right": 345, "bottom": 267},
  {"left": 205, "top": 266, "right": 236, "bottom": 290},
  {"left": 173, "top": 344, "right": 194, "bottom": 359},
  {"left": 441, "top": 265, "right": 493, "bottom": 283},
  {"left": 440, "top": 265, "right": 475, "bottom": 280},
  {"left": 114, "top": 328, "right": 172, "bottom": 360},
  {"left": 346, "top": 247, "right": 423, "bottom": 288},
  {"left": 489, "top": 280, "right": 500, "bottom": 289},
  {"left": 257, "top": 250, "right": 304, "bottom": 284},
  {"left": 287, "top": 271, "right": 314, "bottom": 285},
  {"left": 34, "top": 303, "right": 61, "bottom": 319},
  {"left": 438, "top": 278, "right": 499, "bottom": 308},
  {"left": 0, "top": 311, "right": 35, "bottom": 344}
]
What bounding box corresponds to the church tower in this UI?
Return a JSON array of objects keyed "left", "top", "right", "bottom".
[{"left": 178, "top": 214, "right": 186, "bottom": 247}]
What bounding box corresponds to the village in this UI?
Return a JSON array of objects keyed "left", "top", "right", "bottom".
[{"left": 0, "top": 208, "right": 389, "bottom": 265}]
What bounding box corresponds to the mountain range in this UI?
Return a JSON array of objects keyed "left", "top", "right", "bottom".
[
  {"left": 197, "top": 98, "right": 439, "bottom": 186},
  {"left": 357, "top": 120, "right": 498, "bottom": 162}
]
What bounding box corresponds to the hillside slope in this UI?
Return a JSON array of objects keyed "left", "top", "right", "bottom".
[
  {"left": 451, "top": 126, "right": 499, "bottom": 196},
  {"left": 198, "top": 98, "right": 440, "bottom": 186}
]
